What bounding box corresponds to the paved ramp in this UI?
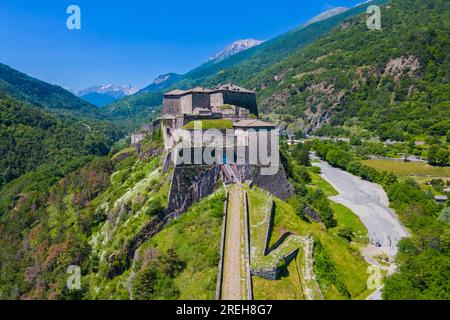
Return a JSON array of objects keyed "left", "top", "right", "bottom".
[{"left": 221, "top": 185, "right": 247, "bottom": 300}]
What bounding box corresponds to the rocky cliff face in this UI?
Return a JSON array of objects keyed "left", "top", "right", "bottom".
[
  {"left": 165, "top": 163, "right": 293, "bottom": 216},
  {"left": 167, "top": 166, "right": 222, "bottom": 212},
  {"left": 240, "top": 165, "right": 294, "bottom": 200}
]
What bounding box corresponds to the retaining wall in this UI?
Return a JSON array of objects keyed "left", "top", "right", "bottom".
[
  {"left": 215, "top": 191, "right": 229, "bottom": 300},
  {"left": 243, "top": 191, "right": 254, "bottom": 300}
]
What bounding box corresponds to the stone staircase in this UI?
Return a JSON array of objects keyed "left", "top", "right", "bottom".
[{"left": 220, "top": 164, "right": 242, "bottom": 184}]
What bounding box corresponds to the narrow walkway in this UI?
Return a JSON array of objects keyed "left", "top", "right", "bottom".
[{"left": 221, "top": 185, "right": 247, "bottom": 300}]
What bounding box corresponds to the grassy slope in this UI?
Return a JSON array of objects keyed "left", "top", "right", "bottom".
[
  {"left": 136, "top": 190, "right": 225, "bottom": 299},
  {"left": 78, "top": 149, "right": 224, "bottom": 300},
  {"left": 248, "top": 188, "right": 315, "bottom": 300},
  {"left": 248, "top": 185, "right": 371, "bottom": 300},
  {"left": 330, "top": 203, "right": 368, "bottom": 242},
  {"left": 253, "top": 261, "right": 305, "bottom": 300}
]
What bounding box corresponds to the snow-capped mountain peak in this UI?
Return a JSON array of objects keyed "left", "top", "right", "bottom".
[
  {"left": 208, "top": 39, "right": 264, "bottom": 63},
  {"left": 77, "top": 84, "right": 139, "bottom": 98},
  {"left": 77, "top": 84, "right": 139, "bottom": 107}
]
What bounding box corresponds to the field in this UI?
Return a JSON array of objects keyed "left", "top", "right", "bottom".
[{"left": 361, "top": 160, "right": 450, "bottom": 178}]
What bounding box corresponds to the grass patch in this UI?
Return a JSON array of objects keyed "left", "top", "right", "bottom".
[
  {"left": 138, "top": 190, "right": 226, "bottom": 299},
  {"left": 330, "top": 203, "right": 368, "bottom": 242},
  {"left": 310, "top": 172, "right": 338, "bottom": 196},
  {"left": 268, "top": 197, "right": 371, "bottom": 300},
  {"left": 247, "top": 186, "right": 371, "bottom": 300},
  {"left": 182, "top": 119, "right": 233, "bottom": 130},
  {"left": 253, "top": 259, "right": 304, "bottom": 300}
]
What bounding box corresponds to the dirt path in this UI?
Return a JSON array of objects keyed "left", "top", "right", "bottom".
[{"left": 221, "top": 185, "right": 245, "bottom": 300}]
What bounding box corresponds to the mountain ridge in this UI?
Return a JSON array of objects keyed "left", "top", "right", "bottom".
[
  {"left": 0, "top": 63, "right": 101, "bottom": 118},
  {"left": 78, "top": 84, "right": 139, "bottom": 107},
  {"left": 304, "top": 7, "right": 349, "bottom": 26},
  {"left": 105, "top": 0, "right": 389, "bottom": 129}
]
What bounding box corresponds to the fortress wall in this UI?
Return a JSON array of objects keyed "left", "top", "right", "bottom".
[
  {"left": 210, "top": 92, "right": 224, "bottom": 107},
  {"left": 215, "top": 191, "right": 229, "bottom": 300},
  {"left": 222, "top": 92, "right": 258, "bottom": 116},
  {"left": 181, "top": 95, "right": 193, "bottom": 114},
  {"left": 162, "top": 96, "right": 181, "bottom": 114},
  {"left": 243, "top": 191, "right": 254, "bottom": 300},
  {"left": 240, "top": 165, "right": 294, "bottom": 201},
  {"left": 191, "top": 93, "right": 211, "bottom": 110}
]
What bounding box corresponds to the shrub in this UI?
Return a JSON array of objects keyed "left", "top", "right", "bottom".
[
  {"left": 338, "top": 227, "right": 354, "bottom": 242},
  {"left": 439, "top": 207, "right": 450, "bottom": 225},
  {"left": 146, "top": 198, "right": 163, "bottom": 217}
]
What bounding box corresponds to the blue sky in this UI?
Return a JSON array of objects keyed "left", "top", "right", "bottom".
[{"left": 0, "top": 0, "right": 363, "bottom": 91}]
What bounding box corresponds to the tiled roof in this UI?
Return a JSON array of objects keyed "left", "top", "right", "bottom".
[
  {"left": 164, "top": 89, "right": 186, "bottom": 96},
  {"left": 164, "top": 84, "right": 255, "bottom": 96},
  {"left": 164, "top": 87, "right": 212, "bottom": 96},
  {"left": 189, "top": 87, "right": 212, "bottom": 93},
  {"left": 212, "top": 84, "right": 255, "bottom": 94}
]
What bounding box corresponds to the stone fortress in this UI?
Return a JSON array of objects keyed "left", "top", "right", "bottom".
[
  {"left": 160, "top": 84, "right": 264, "bottom": 151},
  {"left": 162, "top": 84, "right": 258, "bottom": 116},
  {"left": 127, "top": 85, "right": 294, "bottom": 279},
  {"left": 131, "top": 84, "right": 293, "bottom": 217}
]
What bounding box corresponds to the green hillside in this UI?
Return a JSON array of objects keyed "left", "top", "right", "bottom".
[
  {"left": 0, "top": 63, "right": 101, "bottom": 118},
  {"left": 0, "top": 133, "right": 223, "bottom": 299},
  {"left": 104, "top": 0, "right": 389, "bottom": 128},
  {"left": 251, "top": 0, "right": 449, "bottom": 141},
  {"left": 103, "top": 91, "right": 163, "bottom": 130},
  {"left": 0, "top": 93, "right": 119, "bottom": 191}
]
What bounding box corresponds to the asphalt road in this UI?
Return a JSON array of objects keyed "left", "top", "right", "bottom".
[
  {"left": 313, "top": 158, "right": 410, "bottom": 257},
  {"left": 312, "top": 157, "right": 411, "bottom": 300}
]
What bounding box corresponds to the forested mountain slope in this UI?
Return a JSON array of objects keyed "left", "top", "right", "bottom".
[
  {"left": 251, "top": 0, "right": 449, "bottom": 140},
  {"left": 0, "top": 135, "right": 222, "bottom": 300},
  {"left": 0, "top": 93, "right": 119, "bottom": 190},
  {"left": 104, "top": 0, "right": 389, "bottom": 129},
  {"left": 0, "top": 63, "right": 101, "bottom": 119}
]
